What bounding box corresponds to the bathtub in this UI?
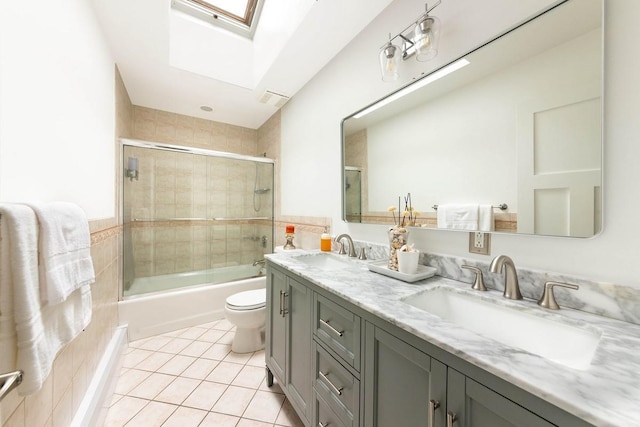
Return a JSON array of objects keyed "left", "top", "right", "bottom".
[{"left": 119, "top": 265, "right": 266, "bottom": 341}]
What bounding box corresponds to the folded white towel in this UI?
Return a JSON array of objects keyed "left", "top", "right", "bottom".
[
  {"left": 0, "top": 204, "right": 92, "bottom": 395},
  {"left": 0, "top": 207, "right": 18, "bottom": 377},
  {"left": 437, "top": 204, "right": 479, "bottom": 230},
  {"left": 27, "top": 202, "right": 95, "bottom": 305},
  {"left": 478, "top": 204, "right": 495, "bottom": 232}
]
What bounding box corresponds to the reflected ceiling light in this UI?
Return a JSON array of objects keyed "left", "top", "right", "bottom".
[
  {"left": 355, "top": 58, "right": 469, "bottom": 119},
  {"left": 379, "top": 1, "right": 442, "bottom": 81}
]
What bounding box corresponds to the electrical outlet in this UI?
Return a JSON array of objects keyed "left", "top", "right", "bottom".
[{"left": 469, "top": 232, "right": 491, "bottom": 255}]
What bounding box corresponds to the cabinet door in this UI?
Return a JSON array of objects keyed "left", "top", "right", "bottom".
[
  {"left": 266, "top": 267, "right": 287, "bottom": 383},
  {"left": 447, "top": 369, "right": 555, "bottom": 427},
  {"left": 364, "top": 323, "right": 447, "bottom": 427},
  {"left": 286, "top": 276, "right": 313, "bottom": 421}
]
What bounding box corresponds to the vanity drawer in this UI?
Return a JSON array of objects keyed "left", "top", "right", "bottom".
[
  {"left": 313, "top": 341, "right": 360, "bottom": 427},
  {"left": 314, "top": 294, "right": 361, "bottom": 370},
  {"left": 315, "top": 390, "right": 348, "bottom": 427}
]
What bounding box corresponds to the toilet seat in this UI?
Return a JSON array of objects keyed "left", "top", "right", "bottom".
[{"left": 226, "top": 289, "right": 266, "bottom": 311}]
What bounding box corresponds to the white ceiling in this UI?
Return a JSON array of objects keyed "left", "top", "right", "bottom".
[{"left": 92, "top": 0, "right": 394, "bottom": 129}]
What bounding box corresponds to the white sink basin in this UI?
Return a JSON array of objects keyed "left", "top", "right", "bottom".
[
  {"left": 293, "top": 253, "right": 356, "bottom": 270},
  {"left": 402, "top": 288, "right": 601, "bottom": 370}
]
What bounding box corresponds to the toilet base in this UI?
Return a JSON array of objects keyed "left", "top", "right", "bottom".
[{"left": 231, "top": 326, "right": 265, "bottom": 353}]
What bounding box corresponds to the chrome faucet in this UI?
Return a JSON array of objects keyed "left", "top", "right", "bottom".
[
  {"left": 335, "top": 233, "right": 357, "bottom": 257},
  {"left": 489, "top": 255, "right": 522, "bottom": 300}
]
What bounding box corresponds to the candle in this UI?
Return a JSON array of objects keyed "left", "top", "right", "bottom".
[{"left": 286, "top": 225, "right": 295, "bottom": 234}]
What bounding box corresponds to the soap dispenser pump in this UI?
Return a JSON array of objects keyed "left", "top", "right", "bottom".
[{"left": 320, "top": 226, "right": 332, "bottom": 252}]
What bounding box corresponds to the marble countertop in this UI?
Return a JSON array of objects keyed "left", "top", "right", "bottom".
[{"left": 266, "top": 250, "right": 640, "bottom": 427}]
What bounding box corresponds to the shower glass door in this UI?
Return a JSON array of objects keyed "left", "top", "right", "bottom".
[{"left": 122, "top": 142, "right": 274, "bottom": 298}]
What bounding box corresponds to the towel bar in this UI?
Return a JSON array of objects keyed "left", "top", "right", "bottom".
[
  {"left": 432, "top": 203, "right": 508, "bottom": 211},
  {"left": 0, "top": 370, "right": 23, "bottom": 402}
]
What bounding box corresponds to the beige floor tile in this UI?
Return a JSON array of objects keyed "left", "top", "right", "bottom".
[
  {"left": 128, "top": 337, "right": 151, "bottom": 349},
  {"left": 275, "top": 398, "right": 305, "bottom": 427},
  {"left": 159, "top": 337, "right": 194, "bottom": 354},
  {"left": 179, "top": 340, "right": 212, "bottom": 358},
  {"left": 198, "top": 329, "right": 226, "bottom": 343},
  {"left": 259, "top": 376, "right": 284, "bottom": 394},
  {"left": 161, "top": 406, "right": 208, "bottom": 427},
  {"left": 134, "top": 351, "right": 174, "bottom": 372},
  {"left": 247, "top": 350, "right": 266, "bottom": 367},
  {"left": 206, "top": 361, "right": 244, "bottom": 384},
  {"left": 102, "top": 396, "right": 148, "bottom": 427},
  {"left": 157, "top": 354, "right": 196, "bottom": 376},
  {"left": 114, "top": 369, "right": 151, "bottom": 395},
  {"left": 198, "top": 320, "right": 219, "bottom": 329},
  {"left": 126, "top": 400, "right": 177, "bottom": 427},
  {"left": 211, "top": 319, "right": 235, "bottom": 331},
  {"left": 180, "top": 358, "right": 219, "bottom": 380},
  {"left": 154, "top": 377, "right": 202, "bottom": 405},
  {"left": 201, "top": 343, "right": 232, "bottom": 361},
  {"left": 181, "top": 381, "right": 227, "bottom": 411},
  {"left": 122, "top": 348, "right": 154, "bottom": 368},
  {"left": 178, "top": 327, "right": 208, "bottom": 340},
  {"left": 223, "top": 350, "right": 253, "bottom": 364},
  {"left": 128, "top": 372, "right": 175, "bottom": 400},
  {"left": 162, "top": 327, "right": 189, "bottom": 338},
  {"left": 136, "top": 335, "right": 174, "bottom": 351},
  {"left": 218, "top": 331, "right": 236, "bottom": 345},
  {"left": 243, "top": 390, "right": 286, "bottom": 423},
  {"left": 237, "top": 419, "right": 273, "bottom": 427},
  {"left": 199, "top": 411, "right": 240, "bottom": 427},
  {"left": 232, "top": 365, "right": 267, "bottom": 389},
  {"left": 211, "top": 385, "right": 256, "bottom": 416}
]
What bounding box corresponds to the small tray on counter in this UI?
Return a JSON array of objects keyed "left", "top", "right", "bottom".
[{"left": 367, "top": 260, "right": 437, "bottom": 283}]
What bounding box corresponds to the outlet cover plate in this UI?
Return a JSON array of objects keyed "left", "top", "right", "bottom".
[{"left": 469, "top": 232, "right": 491, "bottom": 255}]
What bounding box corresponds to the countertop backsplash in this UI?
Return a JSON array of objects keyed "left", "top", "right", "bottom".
[{"left": 352, "top": 239, "right": 640, "bottom": 325}]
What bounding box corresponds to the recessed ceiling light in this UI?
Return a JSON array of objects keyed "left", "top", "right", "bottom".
[{"left": 200, "top": 105, "right": 213, "bottom": 112}]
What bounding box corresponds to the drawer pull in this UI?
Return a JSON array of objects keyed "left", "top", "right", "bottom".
[
  {"left": 319, "top": 371, "right": 343, "bottom": 396},
  {"left": 447, "top": 411, "right": 458, "bottom": 427},
  {"left": 319, "top": 423, "right": 330, "bottom": 427},
  {"left": 429, "top": 400, "right": 440, "bottom": 427},
  {"left": 279, "top": 290, "right": 284, "bottom": 316},
  {"left": 280, "top": 291, "right": 289, "bottom": 317},
  {"left": 320, "top": 318, "right": 344, "bottom": 337}
]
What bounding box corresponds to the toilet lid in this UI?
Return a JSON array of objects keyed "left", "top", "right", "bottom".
[{"left": 226, "top": 289, "right": 266, "bottom": 310}]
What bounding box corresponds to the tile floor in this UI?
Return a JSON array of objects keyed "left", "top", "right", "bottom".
[{"left": 103, "top": 319, "right": 304, "bottom": 427}]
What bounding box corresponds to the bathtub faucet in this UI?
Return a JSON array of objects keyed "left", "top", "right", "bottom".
[{"left": 252, "top": 259, "right": 266, "bottom": 267}]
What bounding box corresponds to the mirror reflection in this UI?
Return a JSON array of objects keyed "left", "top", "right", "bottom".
[{"left": 342, "top": 0, "right": 602, "bottom": 237}]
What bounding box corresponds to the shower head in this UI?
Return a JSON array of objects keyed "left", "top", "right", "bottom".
[{"left": 254, "top": 188, "right": 271, "bottom": 194}]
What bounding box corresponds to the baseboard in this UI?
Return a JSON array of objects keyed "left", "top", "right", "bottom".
[{"left": 70, "top": 325, "right": 128, "bottom": 427}]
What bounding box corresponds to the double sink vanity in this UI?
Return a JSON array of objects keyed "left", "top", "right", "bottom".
[{"left": 264, "top": 249, "right": 640, "bottom": 427}]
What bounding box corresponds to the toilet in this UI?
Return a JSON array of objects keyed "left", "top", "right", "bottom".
[{"left": 224, "top": 288, "right": 267, "bottom": 353}]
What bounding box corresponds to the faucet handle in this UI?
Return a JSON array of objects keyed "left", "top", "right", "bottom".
[
  {"left": 358, "top": 247, "right": 367, "bottom": 260},
  {"left": 461, "top": 265, "right": 487, "bottom": 291},
  {"left": 537, "top": 281, "right": 579, "bottom": 310},
  {"left": 337, "top": 242, "right": 347, "bottom": 255}
]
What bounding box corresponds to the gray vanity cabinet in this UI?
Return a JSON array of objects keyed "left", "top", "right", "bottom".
[
  {"left": 266, "top": 265, "right": 313, "bottom": 424},
  {"left": 363, "top": 323, "right": 447, "bottom": 427}
]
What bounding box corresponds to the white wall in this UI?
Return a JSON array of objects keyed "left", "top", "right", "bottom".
[
  {"left": 0, "top": 0, "right": 115, "bottom": 219},
  {"left": 280, "top": 0, "right": 640, "bottom": 287}
]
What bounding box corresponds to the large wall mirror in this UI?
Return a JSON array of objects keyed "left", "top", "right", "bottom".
[{"left": 342, "top": 0, "right": 602, "bottom": 238}]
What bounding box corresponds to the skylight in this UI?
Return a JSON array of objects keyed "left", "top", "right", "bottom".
[{"left": 172, "top": 0, "right": 263, "bottom": 38}]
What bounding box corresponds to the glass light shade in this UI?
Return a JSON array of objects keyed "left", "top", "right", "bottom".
[
  {"left": 414, "top": 15, "right": 441, "bottom": 62},
  {"left": 379, "top": 42, "right": 400, "bottom": 82}
]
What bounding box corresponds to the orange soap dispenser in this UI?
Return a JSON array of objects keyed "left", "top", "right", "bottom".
[{"left": 320, "top": 226, "right": 332, "bottom": 252}]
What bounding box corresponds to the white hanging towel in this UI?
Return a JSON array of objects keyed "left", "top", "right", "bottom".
[
  {"left": 27, "top": 202, "right": 95, "bottom": 305},
  {"left": 0, "top": 203, "right": 92, "bottom": 395},
  {"left": 436, "top": 204, "right": 479, "bottom": 230},
  {"left": 478, "top": 204, "right": 495, "bottom": 232}
]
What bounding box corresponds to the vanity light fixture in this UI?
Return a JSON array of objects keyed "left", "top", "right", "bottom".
[
  {"left": 379, "top": 1, "right": 442, "bottom": 82},
  {"left": 355, "top": 58, "right": 469, "bottom": 119},
  {"left": 126, "top": 157, "right": 139, "bottom": 181}
]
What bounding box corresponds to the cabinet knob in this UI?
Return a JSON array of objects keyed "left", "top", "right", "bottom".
[
  {"left": 447, "top": 411, "right": 458, "bottom": 427},
  {"left": 429, "top": 400, "right": 440, "bottom": 427}
]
